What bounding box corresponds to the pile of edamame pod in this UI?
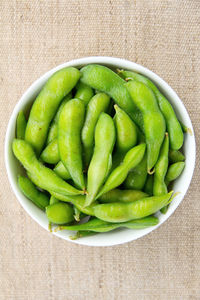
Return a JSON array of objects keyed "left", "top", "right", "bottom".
[{"left": 13, "top": 64, "right": 187, "bottom": 239}]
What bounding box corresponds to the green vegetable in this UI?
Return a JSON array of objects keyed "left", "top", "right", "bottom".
[
  {"left": 124, "top": 153, "right": 147, "bottom": 190},
  {"left": 80, "top": 64, "right": 143, "bottom": 129},
  {"left": 59, "top": 216, "right": 159, "bottom": 232},
  {"left": 99, "top": 189, "right": 148, "bottom": 203},
  {"left": 53, "top": 161, "right": 71, "bottom": 180},
  {"left": 97, "top": 144, "right": 146, "bottom": 199},
  {"left": 85, "top": 113, "right": 116, "bottom": 207},
  {"left": 46, "top": 92, "right": 72, "bottom": 144},
  {"left": 58, "top": 99, "right": 85, "bottom": 190},
  {"left": 169, "top": 149, "right": 185, "bottom": 163},
  {"left": 165, "top": 162, "right": 185, "bottom": 186},
  {"left": 126, "top": 80, "right": 166, "bottom": 173},
  {"left": 40, "top": 139, "right": 59, "bottom": 164},
  {"left": 112, "top": 104, "right": 137, "bottom": 169},
  {"left": 16, "top": 111, "right": 27, "bottom": 139},
  {"left": 25, "top": 67, "right": 80, "bottom": 155},
  {"left": 119, "top": 70, "right": 183, "bottom": 150},
  {"left": 75, "top": 82, "right": 94, "bottom": 105},
  {"left": 46, "top": 202, "right": 74, "bottom": 224},
  {"left": 94, "top": 191, "right": 174, "bottom": 222},
  {"left": 82, "top": 93, "right": 110, "bottom": 166},
  {"left": 18, "top": 175, "right": 49, "bottom": 210},
  {"left": 12, "top": 139, "right": 82, "bottom": 196},
  {"left": 153, "top": 133, "right": 169, "bottom": 196}
]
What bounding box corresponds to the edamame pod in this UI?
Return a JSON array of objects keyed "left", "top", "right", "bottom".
[
  {"left": 114, "top": 105, "right": 137, "bottom": 153},
  {"left": 16, "top": 111, "right": 27, "bottom": 139},
  {"left": 18, "top": 176, "right": 49, "bottom": 210},
  {"left": 40, "top": 139, "right": 59, "bottom": 164},
  {"left": 165, "top": 162, "right": 185, "bottom": 186},
  {"left": 119, "top": 70, "right": 183, "bottom": 150},
  {"left": 99, "top": 189, "right": 148, "bottom": 203},
  {"left": 160, "top": 162, "right": 185, "bottom": 214},
  {"left": 58, "top": 99, "right": 85, "bottom": 190},
  {"left": 153, "top": 133, "right": 169, "bottom": 196},
  {"left": 25, "top": 67, "right": 81, "bottom": 155},
  {"left": 112, "top": 105, "right": 138, "bottom": 169},
  {"left": 123, "top": 153, "right": 147, "bottom": 190},
  {"left": 94, "top": 191, "right": 174, "bottom": 222},
  {"left": 51, "top": 192, "right": 97, "bottom": 216},
  {"left": 169, "top": 149, "right": 185, "bottom": 163},
  {"left": 53, "top": 161, "right": 71, "bottom": 180},
  {"left": 85, "top": 113, "right": 116, "bottom": 207},
  {"left": 46, "top": 92, "right": 72, "bottom": 144},
  {"left": 82, "top": 93, "right": 110, "bottom": 166},
  {"left": 75, "top": 82, "right": 94, "bottom": 105},
  {"left": 58, "top": 216, "right": 159, "bottom": 233},
  {"left": 12, "top": 139, "right": 82, "bottom": 196},
  {"left": 46, "top": 202, "right": 74, "bottom": 224},
  {"left": 126, "top": 81, "right": 166, "bottom": 172},
  {"left": 80, "top": 64, "right": 143, "bottom": 129},
  {"left": 97, "top": 144, "right": 146, "bottom": 199}
]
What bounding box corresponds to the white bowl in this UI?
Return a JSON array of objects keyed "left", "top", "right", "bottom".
[{"left": 5, "top": 57, "right": 196, "bottom": 246}]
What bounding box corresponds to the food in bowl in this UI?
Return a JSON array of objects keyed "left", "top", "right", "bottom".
[{"left": 12, "top": 63, "right": 188, "bottom": 240}]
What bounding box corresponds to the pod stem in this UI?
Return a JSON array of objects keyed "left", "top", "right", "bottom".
[
  {"left": 116, "top": 68, "right": 123, "bottom": 74},
  {"left": 54, "top": 226, "right": 63, "bottom": 232},
  {"left": 48, "top": 222, "right": 52, "bottom": 232},
  {"left": 167, "top": 191, "right": 180, "bottom": 205},
  {"left": 148, "top": 167, "right": 155, "bottom": 175}
]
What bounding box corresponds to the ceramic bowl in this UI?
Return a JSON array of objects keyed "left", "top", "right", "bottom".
[{"left": 5, "top": 57, "right": 196, "bottom": 246}]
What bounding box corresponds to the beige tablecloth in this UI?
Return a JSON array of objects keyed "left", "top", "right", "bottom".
[{"left": 0, "top": 1, "right": 199, "bottom": 299}]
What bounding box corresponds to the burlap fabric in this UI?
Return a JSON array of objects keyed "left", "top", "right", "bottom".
[{"left": 0, "top": 1, "right": 199, "bottom": 299}]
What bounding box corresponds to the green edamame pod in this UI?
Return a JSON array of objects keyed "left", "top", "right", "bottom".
[
  {"left": 80, "top": 64, "right": 143, "bottom": 129},
  {"left": 49, "top": 195, "right": 60, "bottom": 205},
  {"left": 59, "top": 216, "right": 159, "bottom": 233},
  {"left": 25, "top": 67, "right": 80, "bottom": 155},
  {"left": 82, "top": 93, "right": 110, "bottom": 166},
  {"left": 46, "top": 202, "right": 74, "bottom": 224},
  {"left": 119, "top": 70, "right": 183, "bottom": 150},
  {"left": 123, "top": 153, "right": 147, "bottom": 190},
  {"left": 153, "top": 133, "right": 169, "bottom": 196},
  {"left": 40, "top": 139, "right": 59, "bottom": 164},
  {"left": 46, "top": 92, "right": 72, "bottom": 144},
  {"left": 53, "top": 161, "right": 71, "bottom": 180},
  {"left": 112, "top": 105, "right": 138, "bottom": 169},
  {"left": 85, "top": 113, "right": 116, "bottom": 207},
  {"left": 165, "top": 162, "right": 185, "bottom": 186},
  {"left": 58, "top": 99, "right": 85, "bottom": 190},
  {"left": 143, "top": 175, "right": 153, "bottom": 196},
  {"left": 126, "top": 81, "right": 166, "bottom": 172},
  {"left": 99, "top": 189, "right": 148, "bottom": 203},
  {"left": 16, "top": 111, "right": 27, "bottom": 139},
  {"left": 12, "top": 139, "right": 82, "bottom": 196},
  {"left": 18, "top": 176, "right": 49, "bottom": 210},
  {"left": 94, "top": 191, "right": 173, "bottom": 223},
  {"left": 114, "top": 105, "right": 137, "bottom": 153},
  {"left": 97, "top": 144, "right": 146, "bottom": 199},
  {"left": 169, "top": 149, "right": 185, "bottom": 163},
  {"left": 51, "top": 192, "right": 97, "bottom": 216},
  {"left": 75, "top": 82, "right": 94, "bottom": 105}
]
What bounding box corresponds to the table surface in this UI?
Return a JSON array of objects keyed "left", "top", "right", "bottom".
[{"left": 0, "top": 1, "right": 200, "bottom": 299}]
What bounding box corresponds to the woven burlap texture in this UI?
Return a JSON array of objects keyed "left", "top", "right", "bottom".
[{"left": 0, "top": 1, "right": 200, "bottom": 299}]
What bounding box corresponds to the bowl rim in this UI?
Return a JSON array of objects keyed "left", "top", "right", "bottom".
[{"left": 5, "top": 56, "right": 196, "bottom": 246}]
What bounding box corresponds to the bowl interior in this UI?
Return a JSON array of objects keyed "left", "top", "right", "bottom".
[{"left": 5, "top": 57, "right": 196, "bottom": 246}]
